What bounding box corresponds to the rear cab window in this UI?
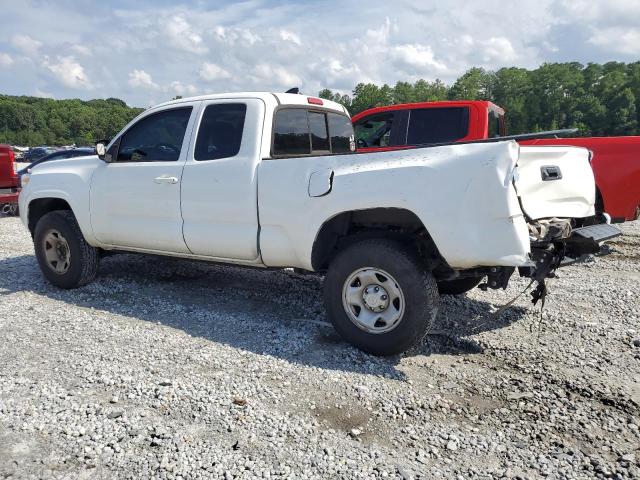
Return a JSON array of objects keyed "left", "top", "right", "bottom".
[{"left": 272, "top": 108, "right": 355, "bottom": 157}]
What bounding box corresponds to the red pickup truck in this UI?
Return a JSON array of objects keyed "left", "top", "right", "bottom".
[
  {"left": 352, "top": 101, "right": 640, "bottom": 222},
  {"left": 0, "top": 144, "right": 19, "bottom": 215}
]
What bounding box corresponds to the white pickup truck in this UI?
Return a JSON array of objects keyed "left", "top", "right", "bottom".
[{"left": 19, "top": 92, "right": 620, "bottom": 355}]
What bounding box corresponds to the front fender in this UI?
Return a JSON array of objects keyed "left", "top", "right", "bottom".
[{"left": 19, "top": 156, "right": 99, "bottom": 245}]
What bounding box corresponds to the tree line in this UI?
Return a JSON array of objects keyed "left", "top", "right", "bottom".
[
  {"left": 0, "top": 95, "right": 143, "bottom": 146},
  {"left": 1, "top": 61, "right": 638, "bottom": 146},
  {"left": 319, "top": 62, "right": 640, "bottom": 136}
]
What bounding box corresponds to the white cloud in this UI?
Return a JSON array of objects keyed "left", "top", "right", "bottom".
[
  {"left": 0, "top": 53, "right": 14, "bottom": 67},
  {"left": 365, "top": 16, "right": 395, "bottom": 43},
  {"left": 34, "top": 88, "right": 54, "bottom": 98},
  {"left": 1, "top": 0, "right": 639, "bottom": 106},
  {"left": 199, "top": 62, "right": 232, "bottom": 81},
  {"left": 480, "top": 37, "right": 518, "bottom": 63},
  {"left": 212, "top": 26, "right": 261, "bottom": 46},
  {"left": 589, "top": 27, "right": 640, "bottom": 55},
  {"left": 11, "top": 34, "right": 42, "bottom": 56},
  {"left": 279, "top": 29, "right": 301, "bottom": 45},
  {"left": 165, "top": 15, "right": 207, "bottom": 54},
  {"left": 390, "top": 44, "right": 449, "bottom": 74},
  {"left": 128, "top": 69, "right": 159, "bottom": 89},
  {"left": 554, "top": 0, "right": 640, "bottom": 21},
  {"left": 71, "top": 44, "right": 92, "bottom": 56},
  {"left": 44, "top": 56, "right": 92, "bottom": 89},
  {"left": 170, "top": 81, "right": 198, "bottom": 96},
  {"left": 253, "top": 64, "right": 301, "bottom": 88}
]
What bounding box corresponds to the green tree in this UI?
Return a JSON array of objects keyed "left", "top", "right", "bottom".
[
  {"left": 448, "top": 68, "right": 495, "bottom": 100},
  {"left": 0, "top": 95, "right": 142, "bottom": 145},
  {"left": 413, "top": 79, "right": 448, "bottom": 101},
  {"left": 349, "top": 83, "right": 393, "bottom": 114},
  {"left": 492, "top": 67, "right": 532, "bottom": 134}
]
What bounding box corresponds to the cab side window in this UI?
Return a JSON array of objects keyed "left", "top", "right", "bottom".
[
  {"left": 194, "top": 104, "right": 247, "bottom": 161},
  {"left": 117, "top": 107, "right": 192, "bottom": 162}
]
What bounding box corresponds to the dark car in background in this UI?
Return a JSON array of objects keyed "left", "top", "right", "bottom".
[
  {"left": 18, "top": 147, "right": 95, "bottom": 175},
  {"left": 23, "top": 146, "right": 58, "bottom": 162}
]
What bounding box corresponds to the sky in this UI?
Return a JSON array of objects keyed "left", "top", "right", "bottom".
[{"left": 1, "top": 0, "right": 639, "bottom": 107}]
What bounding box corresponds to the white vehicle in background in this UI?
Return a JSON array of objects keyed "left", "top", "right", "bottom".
[{"left": 19, "top": 92, "right": 620, "bottom": 355}]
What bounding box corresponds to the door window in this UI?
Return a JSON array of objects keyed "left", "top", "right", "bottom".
[
  {"left": 117, "top": 107, "right": 192, "bottom": 162},
  {"left": 194, "top": 104, "right": 247, "bottom": 161},
  {"left": 354, "top": 112, "right": 395, "bottom": 148},
  {"left": 406, "top": 107, "right": 469, "bottom": 145}
]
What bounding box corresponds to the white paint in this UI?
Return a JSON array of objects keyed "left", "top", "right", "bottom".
[{"left": 515, "top": 145, "right": 596, "bottom": 220}]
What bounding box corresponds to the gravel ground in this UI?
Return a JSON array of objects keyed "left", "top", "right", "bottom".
[{"left": 0, "top": 215, "right": 638, "bottom": 479}]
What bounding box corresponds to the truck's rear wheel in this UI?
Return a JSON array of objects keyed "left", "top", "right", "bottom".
[
  {"left": 34, "top": 210, "right": 99, "bottom": 289},
  {"left": 437, "top": 275, "right": 484, "bottom": 295},
  {"left": 323, "top": 238, "right": 439, "bottom": 356}
]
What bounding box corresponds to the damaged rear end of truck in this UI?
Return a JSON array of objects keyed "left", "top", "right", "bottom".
[{"left": 452, "top": 141, "right": 621, "bottom": 303}]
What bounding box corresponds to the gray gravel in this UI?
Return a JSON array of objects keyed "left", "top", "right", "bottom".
[{"left": 0, "top": 215, "right": 638, "bottom": 479}]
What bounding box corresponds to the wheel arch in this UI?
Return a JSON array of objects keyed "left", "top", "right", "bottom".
[
  {"left": 27, "top": 197, "right": 73, "bottom": 235},
  {"left": 310, "top": 207, "right": 452, "bottom": 276}
]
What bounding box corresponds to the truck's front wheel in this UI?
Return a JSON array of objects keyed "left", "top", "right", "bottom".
[
  {"left": 34, "top": 210, "right": 99, "bottom": 289},
  {"left": 324, "top": 238, "right": 439, "bottom": 356}
]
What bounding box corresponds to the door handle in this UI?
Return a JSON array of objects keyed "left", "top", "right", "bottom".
[{"left": 153, "top": 175, "right": 178, "bottom": 184}]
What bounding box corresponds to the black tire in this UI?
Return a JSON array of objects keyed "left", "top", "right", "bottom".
[
  {"left": 437, "top": 275, "right": 484, "bottom": 295},
  {"left": 323, "top": 238, "right": 439, "bottom": 356},
  {"left": 34, "top": 210, "right": 99, "bottom": 289}
]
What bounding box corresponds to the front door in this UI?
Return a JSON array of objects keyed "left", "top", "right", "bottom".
[{"left": 90, "top": 104, "right": 198, "bottom": 253}]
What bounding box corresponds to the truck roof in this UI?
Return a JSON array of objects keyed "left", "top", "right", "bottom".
[
  {"left": 155, "top": 92, "right": 349, "bottom": 115},
  {"left": 351, "top": 100, "right": 504, "bottom": 122}
]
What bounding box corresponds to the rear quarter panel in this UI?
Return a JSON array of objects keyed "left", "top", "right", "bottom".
[{"left": 258, "top": 141, "right": 530, "bottom": 270}]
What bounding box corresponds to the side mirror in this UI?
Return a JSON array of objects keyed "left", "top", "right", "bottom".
[
  {"left": 96, "top": 139, "right": 118, "bottom": 163},
  {"left": 96, "top": 142, "right": 106, "bottom": 160}
]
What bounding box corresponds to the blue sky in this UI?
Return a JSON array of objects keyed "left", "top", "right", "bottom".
[{"left": 1, "top": 0, "right": 639, "bottom": 107}]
